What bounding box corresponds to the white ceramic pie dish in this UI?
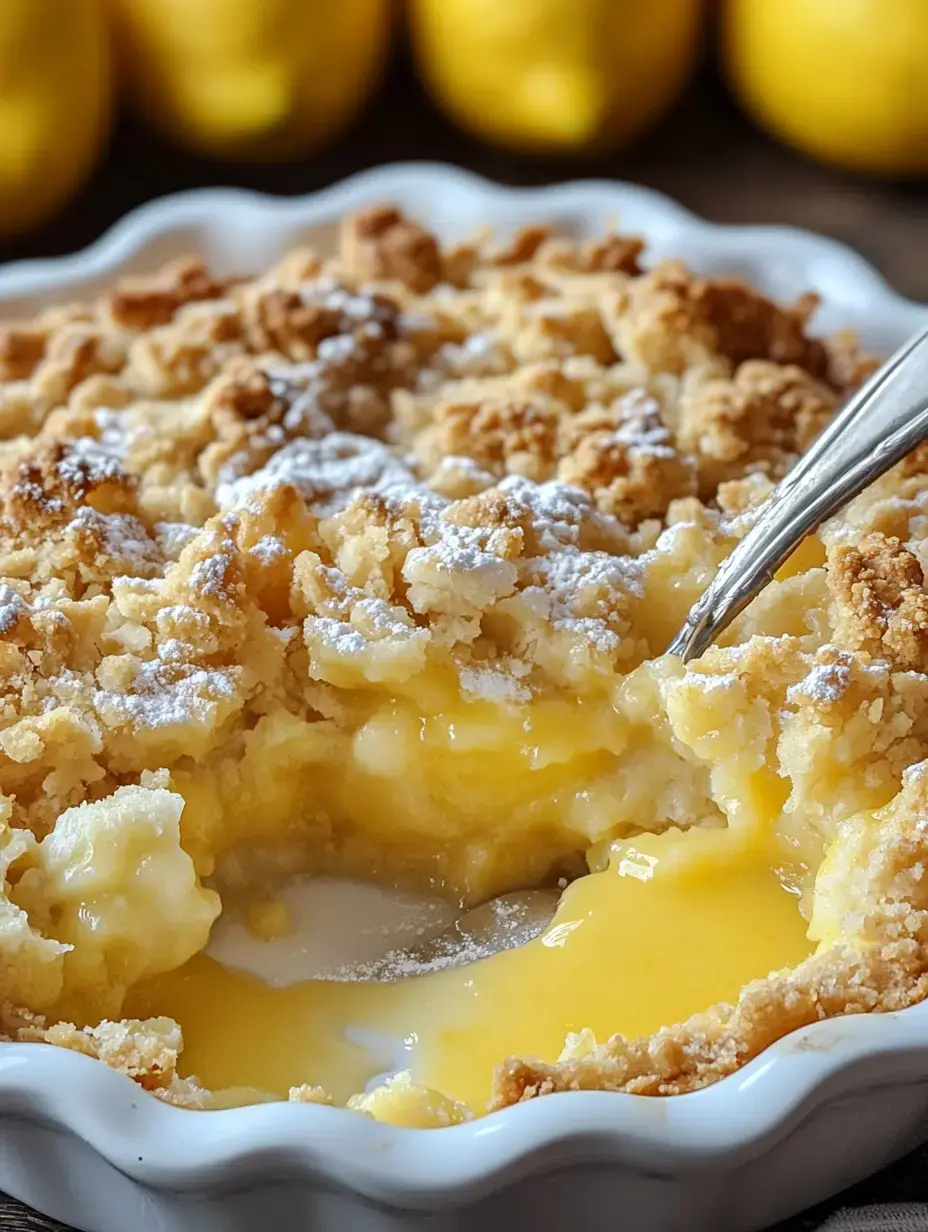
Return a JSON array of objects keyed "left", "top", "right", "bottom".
[{"left": 1, "top": 163, "right": 927, "bottom": 1232}]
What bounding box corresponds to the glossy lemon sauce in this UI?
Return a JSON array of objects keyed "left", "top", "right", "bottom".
[{"left": 128, "top": 817, "right": 812, "bottom": 1114}]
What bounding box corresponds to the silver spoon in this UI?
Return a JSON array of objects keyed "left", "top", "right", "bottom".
[
  {"left": 344, "top": 889, "right": 561, "bottom": 982},
  {"left": 668, "top": 321, "right": 928, "bottom": 663}
]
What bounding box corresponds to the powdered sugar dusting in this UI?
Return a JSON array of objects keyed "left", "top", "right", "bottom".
[
  {"left": 92, "top": 408, "right": 145, "bottom": 459},
  {"left": 403, "top": 523, "right": 519, "bottom": 609},
  {"left": 427, "top": 454, "right": 497, "bottom": 491},
  {"left": 249, "top": 535, "right": 287, "bottom": 565},
  {"left": 787, "top": 658, "right": 853, "bottom": 706},
  {"left": 216, "top": 434, "right": 416, "bottom": 515},
  {"left": 459, "top": 662, "right": 532, "bottom": 703},
  {"left": 687, "top": 671, "right": 740, "bottom": 695},
  {"left": 434, "top": 330, "right": 509, "bottom": 380},
  {"left": 155, "top": 522, "right": 199, "bottom": 559},
  {"left": 189, "top": 552, "right": 233, "bottom": 597},
  {"left": 94, "top": 660, "right": 238, "bottom": 730},
  {"left": 0, "top": 583, "right": 28, "bottom": 635},
  {"left": 518, "top": 545, "right": 645, "bottom": 653},
  {"left": 498, "top": 474, "right": 596, "bottom": 550},
  {"left": 67, "top": 506, "right": 162, "bottom": 573},
  {"left": 611, "top": 389, "right": 678, "bottom": 459},
  {"left": 310, "top": 607, "right": 428, "bottom": 658},
  {"left": 303, "top": 276, "right": 395, "bottom": 328},
  {"left": 539, "top": 546, "right": 645, "bottom": 604}
]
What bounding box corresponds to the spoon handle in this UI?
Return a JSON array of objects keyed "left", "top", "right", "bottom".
[{"left": 667, "top": 321, "right": 928, "bottom": 664}]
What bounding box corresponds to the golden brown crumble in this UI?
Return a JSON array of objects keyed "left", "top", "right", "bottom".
[
  {"left": 241, "top": 279, "right": 400, "bottom": 362},
  {"left": 614, "top": 260, "right": 834, "bottom": 379},
  {"left": 556, "top": 392, "right": 698, "bottom": 523},
  {"left": 0, "top": 204, "right": 919, "bottom": 1118},
  {"left": 825, "top": 328, "right": 881, "bottom": 392},
  {"left": 28, "top": 1018, "right": 183, "bottom": 1091},
  {"left": 827, "top": 532, "right": 928, "bottom": 671},
  {"left": 901, "top": 441, "right": 928, "bottom": 478},
  {"left": 430, "top": 394, "right": 562, "bottom": 482},
  {"left": 107, "top": 258, "right": 231, "bottom": 332},
  {"left": 678, "top": 360, "right": 837, "bottom": 494},
  {"left": 416, "top": 387, "right": 698, "bottom": 527},
  {"left": 0, "top": 325, "right": 49, "bottom": 382},
  {"left": 338, "top": 205, "right": 444, "bottom": 294},
  {"left": 488, "top": 224, "right": 552, "bottom": 268}
]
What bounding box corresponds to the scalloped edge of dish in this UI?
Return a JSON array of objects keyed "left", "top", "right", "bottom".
[{"left": 2, "top": 162, "right": 928, "bottom": 1214}]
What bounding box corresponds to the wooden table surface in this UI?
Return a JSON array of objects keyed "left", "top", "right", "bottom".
[{"left": 2, "top": 59, "right": 927, "bottom": 1232}]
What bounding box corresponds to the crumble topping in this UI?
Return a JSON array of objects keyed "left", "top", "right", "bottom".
[
  {"left": 612, "top": 260, "right": 832, "bottom": 378},
  {"left": 678, "top": 360, "right": 837, "bottom": 495},
  {"left": 2, "top": 203, "right": 926, "bottom": 1120},
  {"left": 338, "top": 206, "right": 445, "bottom": 294},
  {"left": 827, "top": 531, "right": 928, "bottom": 670}
]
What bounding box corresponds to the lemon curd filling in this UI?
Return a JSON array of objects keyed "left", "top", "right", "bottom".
[
  {"left": 173, "top": 683, "right": 636, "bottom": 900},
  {"left": 123, "top": 653, "right": 815, "bottom": 1117},
  {"left": 129, "top": 819, "right": 812, "bottom": 1113},
  {"left": 3, "top": 205, "right": 928, "bottom": 1123},
  {"left": 121, "top": 647, "right": 813, "bottom": 1111}
]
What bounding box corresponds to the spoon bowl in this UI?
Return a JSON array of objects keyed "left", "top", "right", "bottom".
[{"left": 348, "top": 888, "right": 562, "bottom": 982}]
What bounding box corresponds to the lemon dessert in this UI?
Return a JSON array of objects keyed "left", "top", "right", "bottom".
[{"left": 1, "top": 207, "right": 927, "bottom": 1128}]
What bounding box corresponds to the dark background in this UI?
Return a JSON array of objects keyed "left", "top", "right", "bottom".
[{"left": 1, "top": 49, "right": 927, "bottom": 1232}]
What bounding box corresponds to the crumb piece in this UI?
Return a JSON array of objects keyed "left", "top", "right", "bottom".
[
  {"left": 490, "top": 225, "right": 551, "bottom": 267},
  {"left": 440, "top": 239, "right": 481, "bottom": 289},
  {"left": 557, "top": 391, "right": 697, "bottom": 525},
  {"left": 0, "top": 326, "right": 48, "bottom": 381},
  {"left": 348, "top": 1072, "right": 472, "bottom": 1127},
  {"left": 154, "top": 1075, "right": 281, "bottom": 1109},
  {"left": 616, "top": 260, "right": 829, "bottom": 377},
  {"left": 108, "top": 258, "right": 229, "bottom": 332},
  {"left": 427, "top": 395, "right": 562, "bottom": 482},
  {"left": 828, "top": 531, "right": 928, "bottom": 670},
  {"left": 826, "top": 329, "right": 880, "bottom": 393},
  {"left": 25, "top": 1017, "right": 183, "bottom": 1090},
  {"left": 339, "top": 206, "right": 443, "bottom": 294},
  {"left": 241, "top": 278, "right": 399, "bottom": 362},
  {"left": 288, "top": 1084, "right": 333, "bottom": 1105},
  {"left": 678, "top": 360, "right": 837, "bottom": 494},
  {"left": 540, "top": 233, "right": 645, "bottom": 276},
  {"left": 517, "top": 304, "right": 617, "bottom": 366}
]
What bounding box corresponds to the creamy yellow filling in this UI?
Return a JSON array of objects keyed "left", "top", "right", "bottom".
[
  {"left": 128, "top": 814, "right": 811, "bottom": 1115},
  {"left": 173, "top": 689, "right": 634, "bottom": 901}
]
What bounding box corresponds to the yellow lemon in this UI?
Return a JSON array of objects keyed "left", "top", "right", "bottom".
[
  {"left": 0, "top": 0, "right": 112, "bottom": 238},
  {"left": 108, "top": 0, "right": 391, "bottom": 161},
  {"left": 724, "top": 0, "right": 928, "bottom": 177},
  {"left": 409, "top": 0, "right": 703, "bottom": 155}
]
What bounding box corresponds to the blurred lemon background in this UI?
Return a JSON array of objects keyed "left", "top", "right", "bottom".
[{"left": 0, "top": 0, "right": 926, "bottom": 290}]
